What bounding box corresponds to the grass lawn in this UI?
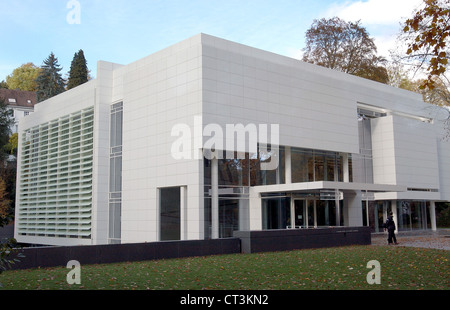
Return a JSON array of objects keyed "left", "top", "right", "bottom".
[{"left": 0, "top": 245, "right": 448, "bottom": 290}]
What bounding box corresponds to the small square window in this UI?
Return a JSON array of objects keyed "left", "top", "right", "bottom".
[{"left": 8, "top": 98, "right": 16, "bottom": 103}]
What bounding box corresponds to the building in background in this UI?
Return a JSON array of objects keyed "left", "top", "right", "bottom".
[
  {"left": 0, "top": 88, "right": 36, "bottom": 134},
  {"left": 14, "top": 34, "right": 450, "bottom": 246}
]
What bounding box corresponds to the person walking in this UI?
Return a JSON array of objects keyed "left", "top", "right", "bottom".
[{"left": 384, "top": 211, "right": 399, "bottom": 245}]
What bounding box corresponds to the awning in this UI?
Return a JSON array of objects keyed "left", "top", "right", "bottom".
[{"left": 251, "top": 181, "right": 407, "bottom": 194}]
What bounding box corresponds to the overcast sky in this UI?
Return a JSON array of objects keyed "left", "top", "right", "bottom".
[{"left": 0, "top": 0, "right": 424, "bottom": 81}]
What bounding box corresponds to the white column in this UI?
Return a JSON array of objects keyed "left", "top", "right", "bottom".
[
  {"left": 249, "top": 188, "right": 262, "bottom": 230},
  {"left": 391, "top": 200, "right": 398, "bottom": 232},
  {"left": 285, "top": 146, "right": 291, "bottom": 184},
  {"left": 429, "top": 201, "right": 437, "bottom": 231},
  {"left": 313, "top": 200, "right": 317, "bottom": 228},
  {"left": 343, "top": 191, "right": 362, "bottom": 226},
  {"left": 335, "top": 190, "right": 341, "bottom": 226},
  {"left": 290, "top": 195, "right": 295, "bottom": 228},
  {"left": 180, "top": 186, "right": 187, "bottom": 240},
  {"left": 211, "top": 158, "right": 219, "bottom": 239},
  {"left": 342, "top": 153, "right": 349, "bottom": 183}
]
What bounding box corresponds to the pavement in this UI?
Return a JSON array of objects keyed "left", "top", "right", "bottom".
[{"left": 371, "top": 231, "right": 450, "bottom": 250}]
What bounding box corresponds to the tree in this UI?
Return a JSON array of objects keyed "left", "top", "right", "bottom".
[
  {"left": 5, "top": 63, "right": 41, "bottom": 91},
  {"left": 0, "top": 97, "right": 14, "bottom": 229},
  {"left": 0, "top": 81, "right": 8, "bottom": 89},
  {"left": 401, "top": 0, "right": 450, "bottom": 90},
  {"left": 67, "top": 49, "right": 89, "bottom": 90},
  {"left": 35, "top": 52, "right": 66, "bottom": 102},
  {"left": 0, "top": 179, "right": 11, "bottom": 224},
  {"left": 302, "top": 17, "right": 389, "bottom": 84},
  {"left": 0, "top": 98, "right": 13, "bottom": 160}
]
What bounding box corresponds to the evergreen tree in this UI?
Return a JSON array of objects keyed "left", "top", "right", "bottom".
[
  {"left": 67, "top": 49, "right": 89, "bottom": 90},
  {"left": 35, "top": 52, "right": 66, "bottom": 102},
  {"left": 0, "top": 98, "right": 13, "bottom": 160}
]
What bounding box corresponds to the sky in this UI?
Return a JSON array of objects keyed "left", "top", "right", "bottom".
[{"left": 0, "top": 0, "right": 425, "bottom": 81}]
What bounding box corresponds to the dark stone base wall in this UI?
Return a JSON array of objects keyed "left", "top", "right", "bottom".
[
  {"left": 233, "top": 227, "right": 371, "bottom": 254},
  {"left": 8, "top": 227, "right": 371, "bottom": 270},
  {"left": 9, "top": 238, "right": 241, "bottom": 270}
]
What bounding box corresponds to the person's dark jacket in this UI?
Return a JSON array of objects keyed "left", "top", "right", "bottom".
[{"left": 384, "top": 215, "right": 396, "bottom": 230}]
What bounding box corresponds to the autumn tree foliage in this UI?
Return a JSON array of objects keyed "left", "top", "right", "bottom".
[
  {"left": 302, "top": 17, "right": 389, "bottom": 84},
  {"left": 402, "top": 0, "right": 450, "bottom": 90},
  {"left": 5, "top": 63, "right": 41, "bottom": 92},
  {"left": 0, "top": 179, "right": 11, "bottom": 225}
]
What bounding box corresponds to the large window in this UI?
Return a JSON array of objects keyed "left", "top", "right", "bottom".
[
  {"left": 291, "top": 147, "right": 344, "bottom": 183},
  {"left": 203, "top": 145, "right": 283, "bottom": 239},
  {"left": 262, "top": 197, "right": 290, "bottom": 230},
  {"left": 261, "top": 195, "right": 343, "bottom": 230},
  {"left": 396, "top": 201, "right": 430, "bottom": 231}
]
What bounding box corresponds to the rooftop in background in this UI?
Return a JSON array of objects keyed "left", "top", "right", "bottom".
[{"left": 0, "top": 88, "right": 36, "bottom": 109}]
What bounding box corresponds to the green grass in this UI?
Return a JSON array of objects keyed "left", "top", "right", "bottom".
[{"left": 0, "top": 245, "right": 448, "bottom": 290}]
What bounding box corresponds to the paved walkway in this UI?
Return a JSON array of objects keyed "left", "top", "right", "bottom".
[{"left": 371, "top": 231, "right": 450, "bottom": 250}]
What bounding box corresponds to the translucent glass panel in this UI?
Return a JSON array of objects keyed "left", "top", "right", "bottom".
[
  {"left": 109, "top": 102, "right": 123, "bottom": 244},
  {"left": 17, "top": 107, "right": 94, "bottom": 239}
]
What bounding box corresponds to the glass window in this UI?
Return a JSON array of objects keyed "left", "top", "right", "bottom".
[
  {"left": 160, "top": 187, "right": 181, "bottom": 241},
  {"left": 325, "top": 153, "right": 336, "bottom": 181},
  {"left": 396, "top": 201, "right": 430, "bottom": 231},
  {"left": 108, "top": 202, "right": 121, "bottom": 242},
  {"left": 262, "top": 197, "right": 291, "bottom": 229},
  {"left": 291, "top": 148, "right": 312, "bottom": 183},
  {"left": 219, "top": 198, "right": 239, "bottom": 238},
  {"left": 254, "top": 145, "right": 285, "bottom": 186},
  {"left": 291, "top": 148, "right": 342, "bottom": 183}
]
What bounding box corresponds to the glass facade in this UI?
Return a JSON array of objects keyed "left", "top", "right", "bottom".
[
  {"left": 202, "top": 135, "right": 433, "bottom": 237},
  {"left": 261, "top": 195, "right": 343, "bottom": 230},
  {"left": 17, "top": 107, "right": 94, "bottom": 239},
  {"left": 363, "top": 200, "right": 431, "bottom": 232},
  {"left": 203, "top": 145, "right": 283, "bottom": 238},
  {"left": 291, "top": 147, "right": 344, "bottom": 183},
  {"left": 396, "top": 201, "right": 431, "bottom": 231}
]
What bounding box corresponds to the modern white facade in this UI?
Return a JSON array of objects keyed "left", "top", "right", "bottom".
[{"left": 14, "top": 34, "right": 450, "bottom": 246}]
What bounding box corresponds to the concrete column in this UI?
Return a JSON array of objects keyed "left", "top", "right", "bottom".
[
  {"left": 342, "top": 153, "right": 349, "bottom": 183},
  {"left": 285, "top": 146, "right": 291, "bottom": 184},
  {"left": 239, "top": 198, "right": 249, "bottom": 231},
  {"left": 391, "top": 200, "right": 398, "bottom": 232},
  {"left": 429, "top": 201, "right": 437, "bottom": 231},
  {"left": 211, "top": 158, "right": 219, "bottom": 239},
  {"left": 290, "top": 194, "right": 295, "bottom": 228},
  {"left": 180, "top": 186, "right": 187, "bottom": 240},
  {"left": 335, "top": 192, "right": 341, "bottom": 226},
  {"left": 343, "top": 191, "right": 362, "bottom": 226},
  {"left": 249, "top": 187, "right": 262, "bottom": 230}
]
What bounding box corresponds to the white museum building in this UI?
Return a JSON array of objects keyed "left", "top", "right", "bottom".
[{"left": 14, "top": 34, "right": 450, "bottom": 246}]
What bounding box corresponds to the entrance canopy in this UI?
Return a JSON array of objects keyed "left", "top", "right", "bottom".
[
  {"left": 251, "top": 181, "right": 407, "bottom": 195},
  {"left": 248, "top": 181, "right": 407, "bottom": 230}
]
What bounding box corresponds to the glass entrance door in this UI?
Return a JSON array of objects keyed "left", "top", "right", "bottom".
[
  {"left": 294, "top": 199, "right": 316, "bottom": 228},
  {"left": 294, "top": 200, "right": 305, "bottom": 228}
]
